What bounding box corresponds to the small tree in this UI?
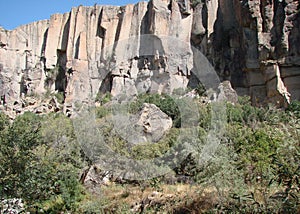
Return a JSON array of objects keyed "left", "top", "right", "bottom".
[{"left": 0, "top": 112, "right": 41, "bottom": 198}]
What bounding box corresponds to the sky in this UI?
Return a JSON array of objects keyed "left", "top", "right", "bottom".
[{"left": 0, "top": 0, "right": 143, "bottom": 30}]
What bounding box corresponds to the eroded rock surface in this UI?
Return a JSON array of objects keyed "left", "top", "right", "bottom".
[
  {"left": 134, "top": 103, "right": 173, "bottom": 143},
  {"left": 0, "top": 0, "right": 300, "bottom": 117},
  {"left": 191, "top": 0, "right": 300, "bottom": 106},
  {"left": 113, "top": 103, "right": 172, "bottom": 144}
]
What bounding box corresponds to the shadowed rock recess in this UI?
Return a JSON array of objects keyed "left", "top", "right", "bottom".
[{"left": 0, "top": 0, "right": 299, "bottom": 117}]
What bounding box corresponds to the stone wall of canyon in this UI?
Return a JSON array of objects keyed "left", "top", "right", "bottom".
[{"left": 0, "top": 0, "right": 299, "bottom": 116}]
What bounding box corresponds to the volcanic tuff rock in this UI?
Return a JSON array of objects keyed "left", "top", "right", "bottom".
[
  {"left": 192, "top": 0, "right": 300, "bottom": 106},
  {"left": 131, "top": 103, "right": 173, "bottom": 143},
  {"left": 0, "top": 0, "right": 300, "bottom": 117}
]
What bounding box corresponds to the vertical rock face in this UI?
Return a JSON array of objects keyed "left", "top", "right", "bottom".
[
  {"left": 0, "top": 0, "right": 300, "bottom": 116},
  {"left": 0, "top": 21, "right": 49, "bottom": 102},
  {"left": 0, "top": 0, "right": 195, "bottom": 116},
  {"left": 192, "top": 0, "right": 300, "bottom": 106}
]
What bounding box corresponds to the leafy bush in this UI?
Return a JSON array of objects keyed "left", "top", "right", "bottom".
[
  {"left": 234, "top": 127, "right": 280, "bottom": 182},
  {"left": 0, "top": 112, "right": 9, "bottom": 131},
  {"left": 1, "top": 94, "right": 300, "bottom": 213},
  {"left": 195, "top": 82, "right": 206, "bottom": 96},
  {"left": 95, "top": 106, "right": 110, "bottom": 118},
  {"left": 129, "top": 93, "right": 181, "bottom": 127},
  {"left": 227, "top": 97, "right": 290, "bottom": 126},
  {"left": 287, "top": 100, "right": 300, "bottom": 118},
  {"left": 0, "top": 112, "right": 85, "bottom": 212},
  {"left": 130, "top": 138, "right": 173, "bottom": 160},
  {"left": 54, "top": 92, "right": 65, "bottom": 104},
  {"left": 95, "top": 92, "right": 112, "bottom": 105},
  {"left": 0, "top": 112, "right": 42, "bottom": 199},
  {"left": 198, "top": 104, "right": 211, "bottom": 130}
]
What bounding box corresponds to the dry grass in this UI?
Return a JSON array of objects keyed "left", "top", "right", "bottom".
[{"left": 82, "top": 183, "right": 219, "bottom": 213}]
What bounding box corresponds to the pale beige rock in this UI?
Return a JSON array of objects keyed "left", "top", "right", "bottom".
[
  {"left": 206, "top": 0, "right": 218, "bottom": 37},
  {"left": 130, "top": 103, "right": 173, "bottom": 144},
  {"left": 45, "top": 14, "right": 64, "bottom": 69},
  {"left": 217, "top": 81, "right": 238, "bottom": 104},
  {"left": 0, "top": 20, "right": 49, "bottom": 102},
  {"left": 64, "top": 59, "right": 90, "bottom": 109},
  {"left": 264, "top": 64, "right": 290, "bottom": 106},
  {"left": 1, "top": 0, "right": 300, "bottom": 116}
]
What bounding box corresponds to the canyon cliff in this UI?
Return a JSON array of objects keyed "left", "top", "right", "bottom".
[{"left": 0, "top": 0, "right": 299, "bottom": 117}]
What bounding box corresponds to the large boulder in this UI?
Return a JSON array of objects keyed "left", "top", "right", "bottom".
[
  {"left": 113, "top": 103, "right": 173, "bottom": 144},
  {"left": 217, "top": 81, "right": 238, "bottom": 104},
  {"left": 135, "top": 103, "right": 173, "bottom": 143}
]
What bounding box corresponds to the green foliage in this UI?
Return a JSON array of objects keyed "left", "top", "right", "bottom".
[
  {"left": 8, "top": 112, "right": 41, "bottom": 150},
  {"left": 269, "top": 118, "right": 300, "bottom": 213},
  {"left": 0, "top": 112, "right": 42, "bottom": 198},
  {"left": 226, "top": 101, "right": 265, "bottom": 125},
  {"left": 195, "top": 82, "right": 206, "bottom": 96},
  {"left": 229, "top": 126, "right": 280, "bottom": 182},
  {"left": 99, "top": 117, "right": 180, "bottom": 161},
  {"left": 129, "top": 93, "right": 181, "bottom": 127},
  {"left": 227, "top": 97, "right": 289, "bottom": 126},
  {"left": 0, "top": 112, "right": 9, "bottom": 131},
  {"left": 0, "top": 112, "right": 85, "bottom": 212},
  {"left": 54, "top": 92, "right": 65, "bottom": 104},
  {"left": 130, "top": 141, "right": 171, "bottom": 160},
  {"left": 95, "top": 106, "right": 110, "bottom": 118},
  {"left": 287, "top": 100, "right": 300, "bottom": 118},
  {"left": 34, "top": 114, "right": 84, "bottom": 210},
  {"left": 1, "top": 93, "right": 300, "bottom": 213},
  {"left": 78, "top": 194, "right": 131, "bottom": 214},
  {"left": 198, "top": 104, "right": 211, "bottom": 130},
  {"left": 207, "top": 99, "right": 300, "bottom": 213},
  {"left": 95, "top": 92, "right": 112, "bottom": 105}
]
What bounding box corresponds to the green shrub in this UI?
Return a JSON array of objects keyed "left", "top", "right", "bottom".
[
  {"left": 195, "top": 82, "right": 206, "bottom": 96},
  {"left": 0, "top": 112, "right": 85, "bottom": 212},
  {"left": 54, "top": 92, "right": 65, "bottom": 104},
  {"left": 214, "top": 104, "right": 300, "bottom": 213},
  {"left": 287, "top": 100, "right": 300, "bottom": 118},
  {"left": 1, "top": 94, "right": 300, "bottom": 213},
  {"left": 129, "top": 93, "right": 181, "bottom": 127},
  {"left": 226, "top": 99, "right": 285, "bottom": 125},
  {"left": 95, "top": 92, "right": 112, "bottom": 105},
  {"left": 0, "top": 112, "right": 42, "bottom": 198},
  {"left": 130, "top": 141, "right": 171, "bottom": 160},
  {"left": 198, "top": 104, "right": 212, "bottom": 130},
  {"left": 226, "top": 125, "right": 281, "bottom": 182},
  {"left": 95, "top": 106, "right": 110, "bottom": 118},
  {"left": 0, "top": 112, "right": 9, "bottom": 131}
]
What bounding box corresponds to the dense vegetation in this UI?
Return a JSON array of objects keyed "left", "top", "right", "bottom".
[
  {"left": 0, "top": 94, "right": 299, "bottom": 213},
  {"left": 0, "top": 113, "right": 85, "bottom": 212}
]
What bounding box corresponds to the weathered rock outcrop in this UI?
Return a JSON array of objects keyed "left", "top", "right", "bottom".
[
  {"left": 0, "top": 0, "right": 300, "bottom": 117},
  {"left": 131, "top": 103, "right": 173, "bottom": 143},
  {"left": 108, "top": 102, "right": 172, "bottom": 145},
  {"left": 191, "top": 0, "right": 300, "bottom": 107}
]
